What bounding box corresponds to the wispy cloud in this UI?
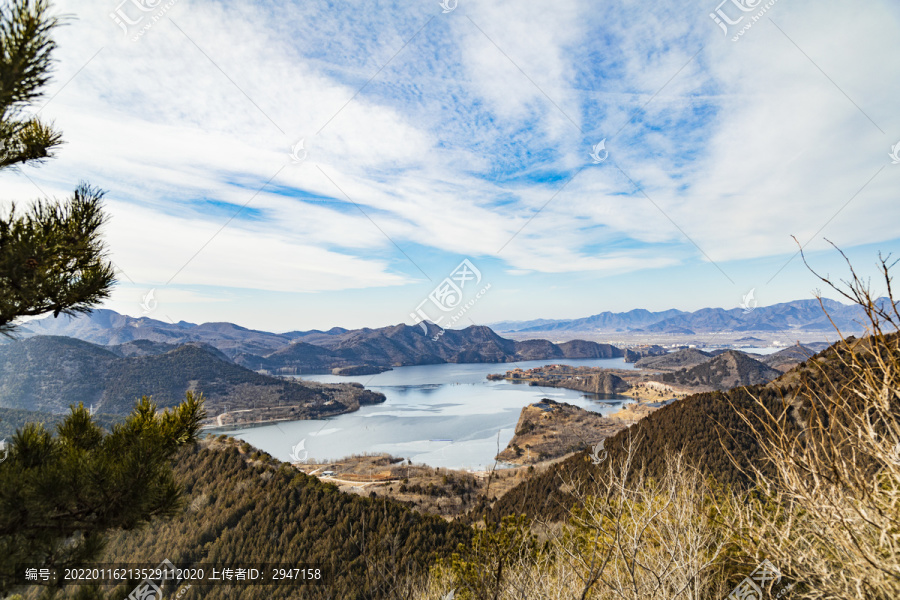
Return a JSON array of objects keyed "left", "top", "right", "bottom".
[{"left": 1, "top": 0, "right": 898, "bottom": 328}]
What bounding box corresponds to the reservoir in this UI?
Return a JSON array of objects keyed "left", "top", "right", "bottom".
[{"left": 222, "top": 357, "right": 636, "bottom": 470}]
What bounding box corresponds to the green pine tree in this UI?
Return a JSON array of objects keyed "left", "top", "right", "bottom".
[
  {"left": 0, "top": 394, "right": 206, "bottom": 596},
  {"left": 0, "top": 3, "right": 206, "bottom": 598},
  {"left": 0, "top": 0, "right": 115, "bottom": 336}
]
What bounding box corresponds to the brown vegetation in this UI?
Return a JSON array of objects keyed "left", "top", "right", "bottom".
[
  {"left": 295, "top": 453, "right": 550, "bottom": 519},
  {"left": 495, "top": 399, "right": 626, "bottom": 465}
]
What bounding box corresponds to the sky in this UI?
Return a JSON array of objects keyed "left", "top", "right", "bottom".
[{"left": 2, "top": 0, "right": 899, "bottom": 332}]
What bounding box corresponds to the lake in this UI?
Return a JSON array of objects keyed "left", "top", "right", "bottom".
[{"left": 221, "top": 357, "right": 637, "bottom": 471}]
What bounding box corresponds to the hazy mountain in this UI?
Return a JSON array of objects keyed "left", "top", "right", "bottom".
[
  {"left": 483, "top": 317, "right": 566, "bottom": 332},
  {"left": 491, "top": 298, "right": 882, "bottom": 334},
  {"left": 643, "top": 299, "right": 855, "bottom": 333},
  {"left": 235, "top": 322, "right": 625, "bottom": 373},
  {"left": 634, "top": 348, "right": 713, "bottom": 370},
  {"left": 18, "top": 309, "right": 295, "bottom": 358},
  {"left": 499, "top": 309, "right": 689, "bottom": 333},
  {"left": 233, "top": 341, "right": 346, "bottom": 372},
  {"left": 282, "top": 327, "right": 350, "bottom": 345},
  {"left": 0, "top": 336, "right": 384, "bottom": 417},
  {"left": 656, "top": 350, "right": 781, "bottom": 390},
  {"left": 16, "top": 311, "right": 624, "bottom": 371},
  {"left": 760, "top": 344, "right": 818, "bottom": 372}
]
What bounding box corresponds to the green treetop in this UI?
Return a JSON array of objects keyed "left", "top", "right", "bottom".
[{"left": 0, "top": 0, "right": 115, "bottom": 336}]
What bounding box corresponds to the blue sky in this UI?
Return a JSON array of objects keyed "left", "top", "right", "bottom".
[{"left": 2, "top": 0, "right": 900, "bottom": 332}]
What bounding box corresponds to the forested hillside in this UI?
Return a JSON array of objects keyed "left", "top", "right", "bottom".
[
  {"left": 98, "top": 438, "right": 471, "bottom": 600},
  {"left": 235, "top": 323, "right": 625, "bottom": 373},
  {"left": 0, "top": 407, "right": 120, "bottom": 438},
  {"left": 656, "top": 350, "right": 781, "bottom": 390},
  {"left": 0, "top": 336, "right": 384, "bottom": 420},
  {"left": 0, "top": 337, "right": 114, "bottom": 413},
  {"left": 472, "top": 383, "right": 801, "bottom": 523}
]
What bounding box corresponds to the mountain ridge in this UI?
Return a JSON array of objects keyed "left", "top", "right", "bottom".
[
  {"left": 490, "top": 297, "right": 885, "bottom": 334},
  {"left": 654, "top": 349, "right": 782, "bottom": 391},
  {"left": 13, "top": 302, "right": 875, "bottom": 375},
  {"left": 236, "top": 322, "right": 626, "bottom": 372},
  {"left": 0, "top": 335, "right": 385, "bottom": 420},
  {"left": 15, "top": 311, "right": 629, "bottom": 373}
]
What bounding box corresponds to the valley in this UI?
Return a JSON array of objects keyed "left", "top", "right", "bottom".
[
  {"left": 1, "top": 3, "right": 896, "bottom": 597},
  {"left": 3, "top": 303, "right": 896, "bottom": 600},
  {"left": 1, "top": 309, "right": 832, "bottom": 471}
]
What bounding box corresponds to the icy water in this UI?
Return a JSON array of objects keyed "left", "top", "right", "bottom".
[{"left": 222, "top": 357, "right": 636, "bottom": 470}]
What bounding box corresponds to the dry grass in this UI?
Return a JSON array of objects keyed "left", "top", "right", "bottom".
[
  {"left": 723, "top": 248, "right": 900, "bottom": 600},
  {"left": 414, "top": 443, "right": 732, "bottom": 600}
]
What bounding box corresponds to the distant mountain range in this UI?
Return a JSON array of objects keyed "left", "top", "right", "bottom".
[
  {"left": 9, "top": 302, "right": 870, "bottom": 377},
  {"left": 234, "top": 323, "right": 624, "bottom": 373},
  {"left": 14, "top": 310, "right": 627, "bottom": 373},
  {"left": 0, "top": 324, "right": 829, "bottom": 422},
  {"left": 16, "top": 309, "right": 304, "bottom": 357},
  {"left": 490, "top": 298, "right": 885, "bottom": 335}
]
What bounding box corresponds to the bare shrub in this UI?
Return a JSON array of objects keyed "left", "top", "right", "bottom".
[
  {"left": 415, "top": 440, "right": 729, "bottom": 600},
  {"left": 725, "top": 247, "right": 900, "bottom": 600}
]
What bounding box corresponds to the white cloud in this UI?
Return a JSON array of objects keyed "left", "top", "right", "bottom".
[
  {"left": 1, "top": 0, "right": 897, "bottom": 304},
  {"left": 104, "top": 198, "right": 410, "bottom": 292}
]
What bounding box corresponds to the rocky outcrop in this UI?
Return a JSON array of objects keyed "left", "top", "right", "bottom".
[
  {"left": 331, "top": 365, "right": 392, "bottom": 376},
  {"left": 635, "top": 348, "right": 712, "bottom": 370},
  {"left": 534, "top": 371, "right": 630, "bottom": 394},
  {"left": 623, "top": 345, "right": 667, "bottom": 363},
  {"left": 497, "top": 399, "right": 626, "bottom": 465}
]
